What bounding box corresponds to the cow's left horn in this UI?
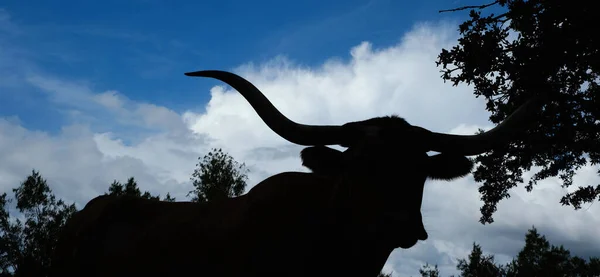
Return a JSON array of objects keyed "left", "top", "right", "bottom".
[{"left": 185, "top": 70, "right": 348, "bottom": 146}]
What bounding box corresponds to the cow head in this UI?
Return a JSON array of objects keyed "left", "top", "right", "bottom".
[
  {"left": 298, "top": 117, "right": 475, "bottom": 249},
  {"left": 185, "top": 70, "right": 540, "bottom": 250}
]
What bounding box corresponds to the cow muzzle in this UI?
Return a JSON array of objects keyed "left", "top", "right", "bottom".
[{"left": 378, "top": 211, "right": 428, "bottom": 249}]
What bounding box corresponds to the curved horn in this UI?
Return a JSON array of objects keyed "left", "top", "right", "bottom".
[
  {"left": 422, "top": 96, "right": 544, "bottom": 156},
  {"left": 185, "top": 70, "right": 348, "bottom": 146}
]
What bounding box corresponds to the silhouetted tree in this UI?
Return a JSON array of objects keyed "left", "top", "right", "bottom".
[
  {"left": 455, "top": 243, "right": 505, "bottom": 277},
  {"left": 419, "top": 263, "right": 441, "bottom": 277},
  {"left": 189, "top": 148, "right": 248, "bottom": 203},
  {"left": 0, "top": 170, "right": 77, "bottom": 277},
  {"left": 377, "top": 263, "right": 441, "bottom": 276},
  {"left": 106, "top": 177, "right": 175, "bottom": 202},
  {"left": 504, "top": 227, "right": 600, "bottom": 276},
  {"left": 422, "top": 227, "right": 600, "bottom": 276},
  {"left": 0, "top": 171, "right": 178, "bottom": 277},
  {"left": 437, "top": 0, "right": 600, "bottom": 224}
]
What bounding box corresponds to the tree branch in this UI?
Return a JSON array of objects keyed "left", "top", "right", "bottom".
[{"left": 439, "top": 1, "right": 500, "bottom": 13}]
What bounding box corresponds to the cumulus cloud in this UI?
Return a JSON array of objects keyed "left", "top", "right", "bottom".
[
  {"left": 26, "top": 73, "right": 190, "bottom": 134},
  {"left": 1, "top": 20, "right": 598, "bottom": 277}
]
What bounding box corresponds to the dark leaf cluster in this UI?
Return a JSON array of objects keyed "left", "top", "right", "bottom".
[
  {"left": 437, "top": 0, "right": 600, "bottom": 223},
  {"left": 106, "top": 177, "right": 175, "bottom": 202},
  {"left": 417, "top": 227, "right": 600, "bottom": 277},
  {"left": 188, "top": 148, "right": 249, "bottom": 203},
  {"left": 0, "top": 170, "right": 76, "bottom": 277}
]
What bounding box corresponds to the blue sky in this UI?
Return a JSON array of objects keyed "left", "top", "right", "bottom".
[
  {"left": 4, "top": 2, "right": 599, "bottom": 276},
  {"left": 1, "top": 0, "right": 470, "bottom": 135}
]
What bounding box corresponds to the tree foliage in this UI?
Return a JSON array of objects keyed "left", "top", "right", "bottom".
[
  {"left": 0, "top": 171, "right": 177, "bottom": 276},
  {"left": 456, "top": 243, "right": 505, "bottom": 276},
  {"left": 0, "top": 170, "right": 77, "bottom": 277},
  {"left": 0, "top": 151, "right": 244, "bottom": 276},
  {"left": 437, "top": 0, "right": 600, "bottom": 224},
  {"left": 419, "top": 263, "right": 441, "bottom": 277},
  {"left": 504, "top": 227, "right": 600, "bottom": 276},
  {"left": 106, "top": 177, "right": 175, "bottom": 202},
  {"left": 420, "top": 226, "right": 600, "bottom": 277},
  {"left": 189, "top": 148, "right": 249, "bottom": 203}
]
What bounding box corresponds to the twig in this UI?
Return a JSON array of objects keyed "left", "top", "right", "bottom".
[{"left": 439, "top": 1, "right": 500, "bottom": 13}]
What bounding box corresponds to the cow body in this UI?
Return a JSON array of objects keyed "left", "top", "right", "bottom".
[
  {"left": 51, "top": 172, "right": 411, "bottom": 277},
  {"left": 50, "top": 70, "right": 542, "bottom": 277}
]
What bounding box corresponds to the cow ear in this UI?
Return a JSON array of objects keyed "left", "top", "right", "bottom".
[
  {"left": 426, "top": 153, "right": 474, "bottom": 181},
  {"left": 300, "top": 146, "right": 345, "bottom": 174}
]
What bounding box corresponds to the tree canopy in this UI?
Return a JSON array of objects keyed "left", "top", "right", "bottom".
[
  {"left": 0, "top": 148, "right": 248, "bottom": 276},
  {"left": 416, "top": 227, "right": 599, "bottom": 277},
  {"left": 437, "top": 0, "right": 599, "bottom": 224},
  {"left": 0, "top": 170, "right": 76, "bottom": 277},
  {"left": 106, "top": 177, "right": 175, "bottom": 202},
  {"left": 189, "top": 148, "right": 249, "bottom": 203}
]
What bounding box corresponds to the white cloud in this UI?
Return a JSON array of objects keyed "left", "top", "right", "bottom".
[
  {"left": 94, "top": 90, "right": 125, "bottom": 110},
  {"left": 24, "top": 72, "right": 191, "bottom": 135},
  {"left": 1, "top": 20, "right": 598, "bottom": 277}
]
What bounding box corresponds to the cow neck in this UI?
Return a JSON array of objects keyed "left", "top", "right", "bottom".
[{"left": 324, "top": 173, "right": 355, "bottom": 228}]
